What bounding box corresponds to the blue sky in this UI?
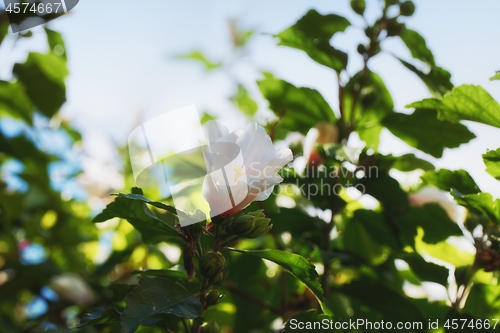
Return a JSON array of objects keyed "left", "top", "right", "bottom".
[{"left": 2, "top": 0, "right": 500, "bottom": 196}]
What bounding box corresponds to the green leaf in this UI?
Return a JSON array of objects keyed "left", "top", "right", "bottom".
[
  {"left": 399, "top": 28, "right": 435, "bottom": 65},
  {"left": 258, "top": 73, "right": 336, "bottom": 139},
  {"left": 176, "top": 51, "right": 221, "bottom": 71},
  {"left": 463, "top": 284, "right": 500, "bottom": 318},
  {"left": 108, "top": 284, "right": 138, "bottom": 303},
  {"left": 226, "top": 248, "right": 332, "bottom": 315},
  {"left": 231, "top": 84, "right": 258, "bottom": 117},
  {"left": 93, "top": 188, "right": 181, "bottom": 243},
  {"left": 200, "top": 112, "right": 216, "bottom": 124},
  {"left": 132, "top": 267, "right": 198, "bottom": 284},
  {"left": 398, "top": 58, "right": 452, "bottom": 97},
  {"left": 344, "top": 71, "right": 394, "bottom": 149},
  {"left": 399, "top": 252, "right": 449, "bottom": 285},
  {"left": 422, "top": 169, "right": 480, "bottom": 195},
  {"left": 0, "top": 14, "right": 8, "bottom": 45},
  {"left": 401, "top": 204, "right": 462, "bottom": 244},
  {"left": 276, "top": 9, "right": 350, "bottom": 71},
  {"left": 489, "top": 72, "right": 500, "bottom": 81},
  {"left": 391, "top": 154, "right": 434, "bottom": 171},
  {"left": 114, "top": 189, "right": 181, "bottom": 216},
  {"left": 483, "top": 148, "right": 500, "bottom": 180},
  {"left": 284, "top": 310, "right": 333, "bottom": 332},
  {"left": 338, "top": 277, "right": 425, "bottom": 323},
  {"left": 44, "top": 27, "right": 66, "bottom": 60},
  {"left": 76, "top": 307, "right": 121, "bottom": 328},
  {"left": 343, "top": 210, "right": 399, "bottom": 264},
  {"left": 358, "top": 173, "right": 409, "bottom": 214},
  {"left": 0, "top": 81, "right": 33, "bottom": 123},
  {"left": 408, "top": 85, "right": 500, "bottom": 129},
  {"left": 382, "top": 109, "right": 475, "bottom": 158},
  {"left": 121, "top": 277, "right": 202, "bottom": 333},
  {"left": 13, "top": 52, "right": 68, "bottom": 118},
  {"left": 451, "top": 190, "right": 500, "bottom": 225}
]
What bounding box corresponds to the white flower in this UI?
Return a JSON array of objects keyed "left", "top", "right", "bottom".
[{"left": 202, "top": 121, "right": 293, "bottom": 217}]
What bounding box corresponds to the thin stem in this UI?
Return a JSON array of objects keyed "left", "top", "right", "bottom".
[
  {"left": 452, "top": 263, "right": 479, "bottom": 310},
  {"left": 194, "top": 277, "right": 209, "bottom": 333},
  {"left": 181, "top": 318, "right": 190, "bottom": 333}
]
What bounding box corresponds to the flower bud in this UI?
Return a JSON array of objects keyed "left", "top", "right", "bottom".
[
  {"left": 245, "top": 213, "right": 272, "bottom": 238},
  {"left": 200, "top": 320, "right": 220, "bottom": 333},
  {"left": 205, "top": 289, "right": 222, "bottom": 306},
  {"left": 199, "top": 251, "right": 226, "bottom": 278},
  {"left": 399, "top": 1, "right": 415, "bottom": 16},
  {"left": 231, "top": 214, "right": 256, "bottom": 236},
  {"left": 386, "top": 19, "right": 405, "bottom": 37},
  {"left": 357, "top": 44, "right": 366, "bottom": 55},
  {"left": 209, "top": 271, "right": 225, "bottom": 285},
  {"left": 350, "top": 0, "right": 366, "bottom": 15}
]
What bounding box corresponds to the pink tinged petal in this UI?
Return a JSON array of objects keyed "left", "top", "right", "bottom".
[{"left": 303, "top": 127, "right": 319, "bottom": 163}]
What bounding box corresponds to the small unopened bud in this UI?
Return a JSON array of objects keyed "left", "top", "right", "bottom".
[
  {"left": 205, "top": 289, "right": 222, "bottom": 306},
  {"left": 231, "top": 214, "right": 256, "bottom": 236},
  {"left": 199, "top": 251, "right": 226, "bottom": 278},
  {"left": 200, "top": 320, "right": 220, "bottom": 333},
  {"left": 399, "top": 1, "right": 415, "bottom": 16},
  {"left": 245, "top": 210, "right": 272, "bottom": 238},
  {"left": 209, "top": 271, "right": 225, "bottom": 285},
  {"left": 350, "top": 0, "right": 366, "bottom": 16}
]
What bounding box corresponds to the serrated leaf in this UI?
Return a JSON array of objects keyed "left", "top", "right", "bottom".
[
  {"left": 108, "top": 284, "right": 137, "bottom": 303},
  {"left": 399, "top": 253, "right": 449, "bottom": 286},
  {"left": 407, "top": 85, "right": 500, "bottom": 129},
  {"left": 93, "top": 188, "right": 181, "bottom": 243},
  {"left": 13, "top": 52, "right": 67, "bottom": 118},
  {"left": 44, "top": 27, "right": 66, "bottom": 60},
  {"left": 227, "top": 248, "right": 332, "bottom": 315},
  {"left": 114, "top": 190, "right": 181, "bottom": 216},
  {"left": 0, "top": 80, "right": 33, "bottom": 123},
  {"left": 490, "top": 72, "right": 500, "bottom": 81},
  {"left": 344, "top": 71, "right": 394, "bottom": 149},
  {"left": 483, "top": 148, "right": 500, "bottom": 180},
  {"left": 276, "top": 9, "right": 350, "bottom": 71},
  {"left": 451, "top": 190, "right": 500, "bottom": 225},
  {"left": 382, "top": 109, "right": 475, "bottom": 158},
  {"left": 422, "top": 169, "right": 480, "bottom": 195},
  {"left": 400, "top": 204, "right": 462, "bottom": 244},
  {"left": 399, "top": 28, "right": 435, "bottom": 66},
  {"left": 258, "top": 73, "right": 336, "bottom": 139},
  {"left": 231, "top": 84, "right": 258, "bottom": 117},
  {"left": 76, "top": 307, "right": 121, "bottom": 328},
  {"left": 121, "top": 277, "right": 202, "bottom": 333},
  {"left": 176, "top": 51, "right": 221, "bottom": 71},
  {"left": 391, "top": 154, "right": 434, "bottom": 171},
  {"left": 398, "top": 58, "right": 452, "bottom": 97}
]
